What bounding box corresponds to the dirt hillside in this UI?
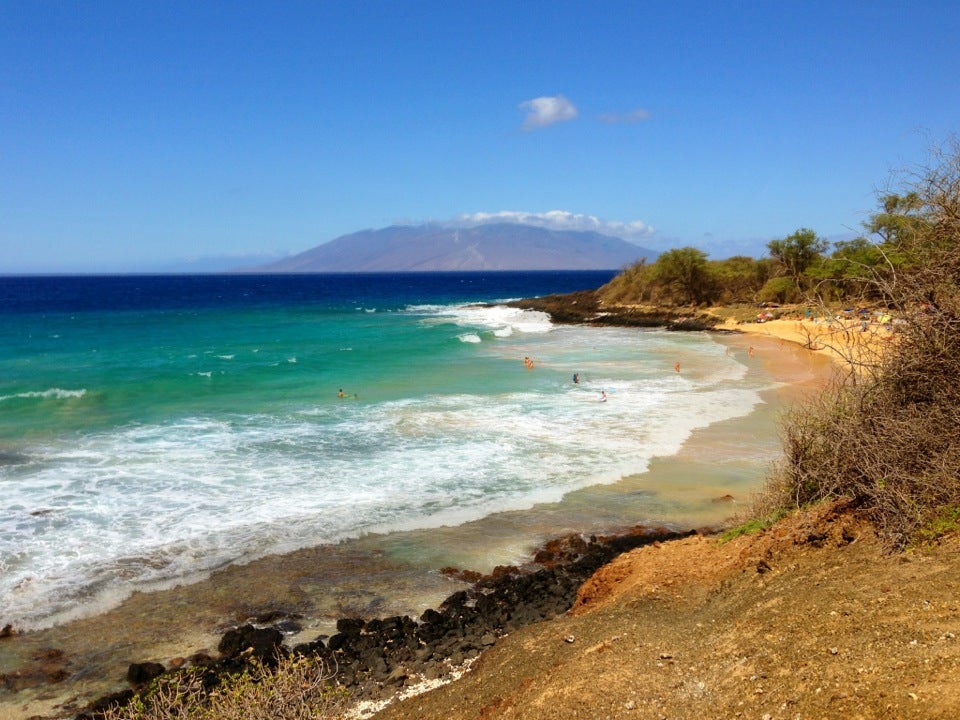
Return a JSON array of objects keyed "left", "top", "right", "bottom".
[{"left": 374, "top": 500, "right": 960, "bottom": 719}]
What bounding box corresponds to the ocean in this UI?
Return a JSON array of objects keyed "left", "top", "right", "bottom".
[
  {"left": 0, "top": 271, "right": 777, "bottom": 628},
  {"left": 0, "top": 272, "right": 829, "bottom": 714}
]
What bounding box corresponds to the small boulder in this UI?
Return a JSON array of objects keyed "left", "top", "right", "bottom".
[
  {"left": 217, "top": 624, "right": 283, "bottom": 662},
  {"left": 126, "top": 661, "right": 165, "bottom": 686}
]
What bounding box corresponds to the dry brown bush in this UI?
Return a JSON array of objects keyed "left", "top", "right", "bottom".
[
  {"left": 98, "top": 655, "right": 349, "bottom": 720},
  {"left": 766, "top": 140, "right": 960, "bottom": 549}
]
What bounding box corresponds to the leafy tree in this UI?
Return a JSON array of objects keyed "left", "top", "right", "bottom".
[
  {"left": 757, "top": 276, "right": 802, "bottom": 304},
  {"left": 651, "top": 247, "right": 716, "bottom": 305},
  {"left": 712, "top": 255, "right": 772, "bottom": 303},
  {"left": 598, "top": 259, "right": 653, "bottom": 304},
  {"left": 767, "top": 228, "right": 829, "bottom": 287},
  {"left": 809, "top": 236, "right": 886, "bottom": 300},
  {"left": 866, "top": 192, "right": 928, "bottom": 247},
  {"left": 831, "top": 236, "right": 883, "bottom": 266}
]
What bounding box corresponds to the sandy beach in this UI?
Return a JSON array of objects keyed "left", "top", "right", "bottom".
[{"left": 717, "top": 312, "right": 894, "bottom": 368}]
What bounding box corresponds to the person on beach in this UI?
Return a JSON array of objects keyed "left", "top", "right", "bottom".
[
  {"left": 338, "top": 388, "right": 345, "bottom": 398},
  {"left": 524, "top": 356, "right": 534, "bottom": 370},
  {"left": 599, "top": 390, "right": 607, "bottom": 402},
  {"left": 674, "top": 361, "right": 681, "bottom": 373},
  {"left": 573, "top": 372, "right": 580, "bottom": 384}
]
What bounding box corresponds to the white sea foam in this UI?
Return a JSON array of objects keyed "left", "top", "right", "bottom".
[
  {"left": 410, "top": 302, "right": 553, "bottom": 335},
  {"left": 458, "top": 333, "right": 482, "bottom": 343},
  {"left": 0, "top": 388, "right": 87, "bottom": 402}
]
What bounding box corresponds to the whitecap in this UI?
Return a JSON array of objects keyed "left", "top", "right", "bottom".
[
  {"left": 216, "top": 354, "right": 235, "bottom": 360},
  {"left": 412, "top": 303, "right": 553, "bottom": 335},
  {"left": 458, "top": 333, "right": 482, "bottom": 344},
  {"left": 287, "top": 357, "right": 297, "bottom": 363},
  {"left": 0, "top": 388, "right": 87, "bottom": 402}
]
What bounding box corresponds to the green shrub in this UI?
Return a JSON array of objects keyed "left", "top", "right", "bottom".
[
  {"left": 915, "top": 506, "right": 960, "bottom": 544},
  {"left": 719, "top": 513, "right": 786, "bottom": 543},
  {"left": 100, "top": 655, "right": 349, "bottom": 720},
  {"left": 757, "top": 276, "right": 802, "bottom": 304}
]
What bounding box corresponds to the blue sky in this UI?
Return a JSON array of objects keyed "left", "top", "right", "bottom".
[{"left": 2, "top": 1, "right": 959, "bottom": 273}]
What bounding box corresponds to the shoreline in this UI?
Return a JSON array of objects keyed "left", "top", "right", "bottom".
[
  {"left": 373, "top": 500, "right": 960, "bottom": 720},
  {"left": 715, "top": 314, "right": 892, "bottom": 367},
  {"left": 0, "top": 326, "right": 834, "bottom": 720},
  {"left": 508, "top": 292, "right": 892, "bottom": 368}
]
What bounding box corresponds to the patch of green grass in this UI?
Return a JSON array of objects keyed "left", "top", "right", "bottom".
[
  {"left": 719, "top": 515, "right": 778, "bottom": 543},
  {"left": 718, "top": 503, "right": 795, "bottom": 543},
  {"left": 915, "top": 506, "right": 960, "bottom": 544}
]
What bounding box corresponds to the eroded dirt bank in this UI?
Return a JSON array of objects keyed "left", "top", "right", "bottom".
[{"left": 374, "top": 500, "right": 960, "bottom": 720}]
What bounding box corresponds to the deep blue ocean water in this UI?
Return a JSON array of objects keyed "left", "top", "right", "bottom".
[{"left": 0, "top": 272, "right": 768, "bottom": 631}]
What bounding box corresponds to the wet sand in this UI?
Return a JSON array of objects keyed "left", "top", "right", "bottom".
[{"left": 0, "top": 332, "right": 835, "bottom": 720}]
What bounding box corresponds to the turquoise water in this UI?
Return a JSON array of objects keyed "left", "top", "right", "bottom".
[{"left": 0, "top": 273, "right": 774, "bottom": 633}]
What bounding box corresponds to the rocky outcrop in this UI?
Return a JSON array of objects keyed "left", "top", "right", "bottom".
[
  {"left": 78, "top": 526, "right": 697, "bottom": 717},
  {"left": 506, "top": 291, "right": 721, "bottom": 330}
]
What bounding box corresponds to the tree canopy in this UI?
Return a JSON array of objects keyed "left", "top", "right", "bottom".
[
  {"left": 767, "top": 228, "right": 829, "bottom": 283},
  {"left": 651, "top": 247, "right": 715, "bottom": 305},
  {"left": 598, "top": 139, "right": 960, "bottom": 310}
]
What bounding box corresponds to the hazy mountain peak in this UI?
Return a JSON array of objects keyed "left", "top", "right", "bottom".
[{"left": 246, "top": 223, "right": 655, "bottom": 272}]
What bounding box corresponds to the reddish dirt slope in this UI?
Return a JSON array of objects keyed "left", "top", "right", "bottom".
[{"left": 374, "top": 500, "right": 960, "bottom": 719}]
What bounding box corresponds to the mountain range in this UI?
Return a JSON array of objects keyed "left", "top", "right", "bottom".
[{"left": 245, "top": 223, "right": 655, "bottom": 272}]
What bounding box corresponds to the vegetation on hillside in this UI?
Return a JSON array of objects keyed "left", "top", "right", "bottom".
[
  {"left": 599, "top": 140, "right": 960, "bottom": 550},
  {"left": 762, "top": 141, "right": 960, "bottom": 548},
  {"left": 598, "top": 146, "right": 956, "bottom": 310}
]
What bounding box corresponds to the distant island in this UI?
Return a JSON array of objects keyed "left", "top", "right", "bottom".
[{"left": 240, "top": 223, "right": 656, "bottom": 272}]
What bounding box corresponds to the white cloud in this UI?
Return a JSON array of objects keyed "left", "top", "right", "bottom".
[
  {"left": 599, "top": 108, "right": 652, "bottom": 124},
  {"left": 451, "top": 210, "right": 654, "bottom": 241},
  {"left": 518, "top": 95, "right": 578, "bottom": 130}
]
